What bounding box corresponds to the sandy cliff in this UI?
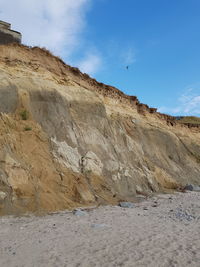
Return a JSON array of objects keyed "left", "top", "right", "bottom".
[{"left": 0, "top": 44, "right": 200, "bottom": 215}]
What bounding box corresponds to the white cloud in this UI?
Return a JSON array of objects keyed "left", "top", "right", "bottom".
[
  {"left": 158, "top": 87, "right": 200, "bottom": 115},
  {"left": 0, "top": 0, "right": 104, "bottom": 75},
  {"left": 179, "top": 89, "right": 200, "bottom": 114},
  {"left": 0, "top": 0, "right": 91, "bottom": 56},
  {"left": 76, "top": 52, "right": 102, "bottom": 75}
]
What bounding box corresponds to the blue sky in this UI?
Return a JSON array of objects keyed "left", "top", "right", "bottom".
[{"left": 1, "top": 0, "right": 200, "bottom": 116}]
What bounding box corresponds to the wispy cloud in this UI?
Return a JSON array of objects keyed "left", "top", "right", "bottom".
[
  {"left": 0, "top": 0, "right": 91, "bottom": 56},
  {"left": 76, "top": 52, "right": 102, "bottom": 75},
  {"left": 158, "top": 87, "right": 200, "bottom": 115}
]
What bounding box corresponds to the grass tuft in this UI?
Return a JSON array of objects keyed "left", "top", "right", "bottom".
[{"left": 20, "top": 110, "right": 29, "bottom": 120}]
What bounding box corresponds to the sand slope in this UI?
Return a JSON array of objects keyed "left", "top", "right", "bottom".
[{"left": 0, "top": 191, "right": 199, "bottom": 267}]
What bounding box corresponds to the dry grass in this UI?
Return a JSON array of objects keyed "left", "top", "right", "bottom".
[{"left": 178, "top": 116, "right": 200, "bottom": 124}]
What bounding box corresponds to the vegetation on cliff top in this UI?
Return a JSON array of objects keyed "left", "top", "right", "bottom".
[{"left": 176, "top": 116, "right": 200, "bottom": 125}]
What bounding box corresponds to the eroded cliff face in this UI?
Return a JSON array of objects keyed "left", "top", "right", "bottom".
[{"left": 0, "top": 44, "right": 200, "bottom": 215}]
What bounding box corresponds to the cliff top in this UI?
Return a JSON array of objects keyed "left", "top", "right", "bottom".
[{"left": 0, "top": 43, "right": 199, "bottom": 128}]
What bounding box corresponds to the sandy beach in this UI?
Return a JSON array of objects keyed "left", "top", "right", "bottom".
[{"left": 0, "top": 191, "right": 200, "bottom": 267}]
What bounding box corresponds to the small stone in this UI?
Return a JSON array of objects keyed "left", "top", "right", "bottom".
[
  {"left": 184, "top": 184, "right": 200, "bottom": 192},
  {"left": 193, "top": 186, "right": 200, "bottom": 192},
  {"left": 184, "top": 184, "right": 194, "bottom": 191},
  {"left": 119, "top": 202, "right": 134, "bottom": 208},
  {"left": 73, "top": 209, "right": 87, "bottom": 216},
  {"left": 143, "top": 207, "right": 148, "bottom": 210}
]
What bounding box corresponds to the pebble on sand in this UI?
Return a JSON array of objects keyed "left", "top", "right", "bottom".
[
  {"left": 119, "top": 202, "right": 134, "bottom": 208},
  {"left": 73, "top": 209, "right": 87, "bottom": 216},
  {"left": 184, "top": 184, "right": 200, "bottom": 192}
]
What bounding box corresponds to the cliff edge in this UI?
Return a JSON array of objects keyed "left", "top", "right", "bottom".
[{"left": 0, "top": 44, "right": 200, "bottom": 215}]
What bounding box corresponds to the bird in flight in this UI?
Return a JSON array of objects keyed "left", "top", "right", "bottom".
[{"left": 126, "top": 65, "right": 129, "bottom": 70}]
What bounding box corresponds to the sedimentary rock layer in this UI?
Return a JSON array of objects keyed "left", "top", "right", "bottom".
[{"left": 0, "top": 44, "right": 199, "bottom": 215}]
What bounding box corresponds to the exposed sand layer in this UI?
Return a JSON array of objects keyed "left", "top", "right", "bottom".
[
  {"left": 0, "top": 44, "right": 200, "bottom": 215},
  {"left": 0, "top": 192, "right": 200, "bottom": 267}
]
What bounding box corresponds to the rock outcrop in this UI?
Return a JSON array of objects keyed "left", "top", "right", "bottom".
[{"left": 0, "top": 44, "right": 200, "bottom": 215}]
